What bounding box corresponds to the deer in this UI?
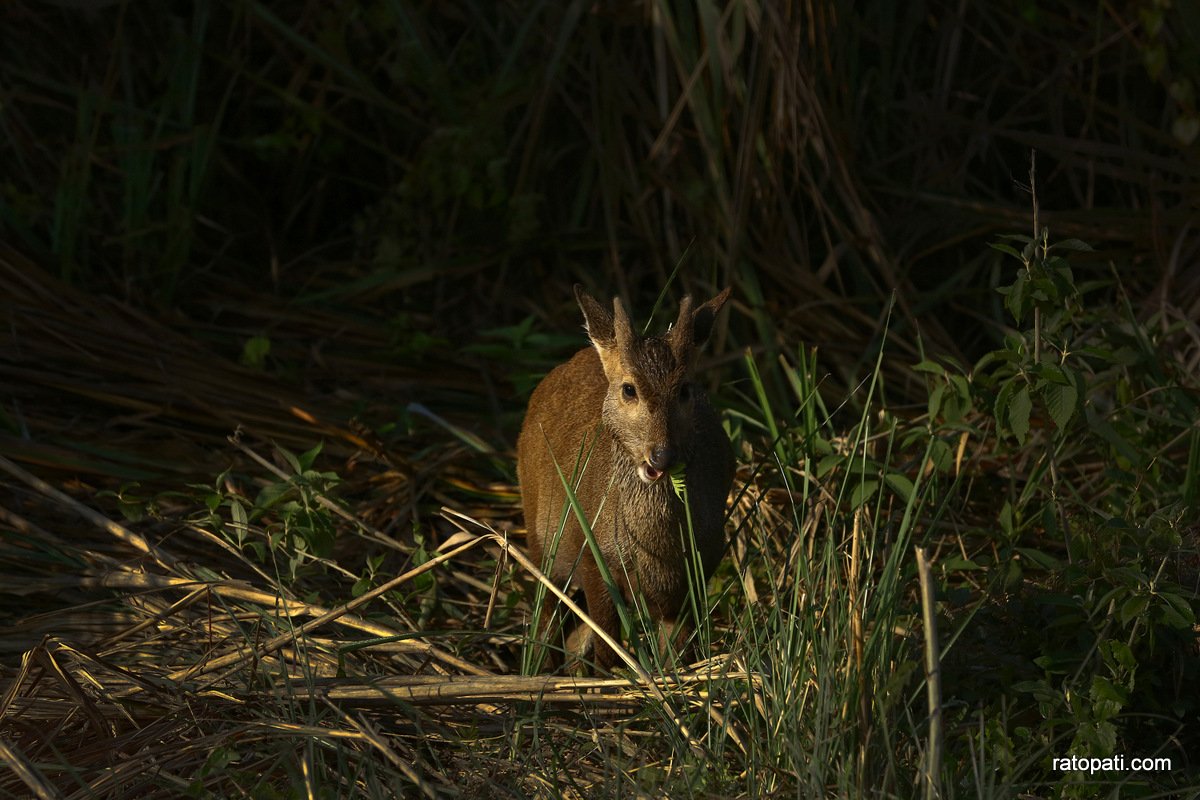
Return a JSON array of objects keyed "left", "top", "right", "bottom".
[{"left": 517, "top": 285, "right": 734, "bottom": 672}]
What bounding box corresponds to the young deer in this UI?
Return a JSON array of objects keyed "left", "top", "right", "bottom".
[{"left": 517, "top": 286, "right": 734, "bottom": 671}]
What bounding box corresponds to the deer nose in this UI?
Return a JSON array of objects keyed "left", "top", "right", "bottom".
[{"left": 648, "top": 445, "right": 676, "bottom": 471}]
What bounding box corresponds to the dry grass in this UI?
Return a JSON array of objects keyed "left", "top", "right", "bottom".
[
  {"left": 0, "top": 248, "right": 770, "bottom": 797},
  {"left": 0, "top": 456, "right": 758, "bottom": 797}
]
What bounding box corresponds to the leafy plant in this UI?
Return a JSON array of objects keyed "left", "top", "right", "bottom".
[
  {"left": 203, "top": 443, "right": 341, "bottom": 582},
  {"left": 982, "top": 230, "right": 1090, "bottom": 446},
  {"left": 918, "top": 222, "right": 1200, "bottom": 792}
]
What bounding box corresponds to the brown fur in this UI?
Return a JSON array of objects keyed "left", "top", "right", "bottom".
[{"left": 517, "top": 286, "right": 735, "bottom": 671}]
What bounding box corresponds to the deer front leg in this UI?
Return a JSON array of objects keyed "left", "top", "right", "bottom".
[
  {"left": 579, "top": 557, "right": 623, "bottom": 672},
  {"left": 657, "top": 615, "right": 697, "bottom": 667},
  {"left": 529, "top": 591, "right": 565, "bottom": 672}
]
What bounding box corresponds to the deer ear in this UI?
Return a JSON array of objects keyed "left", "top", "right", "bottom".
[
  {"left": 575, "top": 285, "right": 615, "bottom": 349},
  {"left": 668, "top": 294, "right": 696, "bottom": 356},
  {"left": 611, "top": 296, "right": 635, "bottom": 354},
  {"left": 690, "top": 286, "right": 732, "bottom": 348},
  {"left": 577, "top": 286, "right": 632, "bottom": 381}
]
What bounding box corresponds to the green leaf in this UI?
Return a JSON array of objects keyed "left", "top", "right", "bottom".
[
  {"left": 1118, "top": 594, "right": 1149, "bottom": 624},
  {"left": 1049, "top": 238, "right": 1094, "bottom": 252},
  {"left": 1090, "top": 676, "right": 1127, "bottom": 720},
  {"left": 999, "top": 501, "right": 1015, "bottom": 538},
  {"left": 1157, "top": 592, "right": 1196, "bottom": 627},
  {"left": 912, "top": 360, "right": 946, "bottom": 376},
  {"left": 1140, "top": 6, "right": 1164, "bottom": 36},
  {"left": 989, "top": 242, "right": 1025, "bottom": 260},
  {"left": 298, "top": 442, "right": 324, "bottom": 471},
  {"left": 1008, "top": 384, "right": 1032, "bottom": 444},
  {"left": 1015, "top": 546, "right": 1061, "bottom": 570},
  {"left": 1064, "top": 364, "right": 1085, "bottom": 397},
  {"left": 1090, "top": 675, "right": 1127, "bottom": 704},
  {"left": 1042, "top": 381, "right": 1078, "bottom": 430},
  {"left": 1157, "top": 604, "right": 1192, "bottom": 628},
  {"left": 240, "top": 335, "right": 271, "bottom": 369},
  {"left": 940, "top": 389, "right": 966, "bottom": 423},
  {"left": 1005, "top": 271, "right": 1030, "bottom": 323},
  {"left": 941, "top": 555, "right": 983, "bottom": 571},
  {"left": 884, "top": 472, "right": 914, "bottom": 502},
  {"left": 279, "top": 446, "right": 302, "bottom": 475},
  {"left": 229, "top": 499, "right": 249, "bottom": 547},
  {"left": 669, "top": 463, "right": 687, "bottom": 497},
  {"left": 927, "top": 382, "right": 945, "bottom": 420},
  {"left": 817, "top": 453, "right": 843, "bottom": 477},
  {"left": 943, "top": 374, "right": 972, "bottom": 422},
  {"left": 928, "top": 438, "right": 953, "bottom": 473},
  {"left": 1035, "top": 363, "right": 1067, "bottom": 384},
  {"left": 1030, "top": 275, "right": 1059, "bottom": 304},
  {"left": 1102, "top": 639, "right": 1136, "bottom": 671},
  {"left": 948, "top": 374, "right": 971, "bottom": 399},
  {"left": 1045, "top": 258, "right": 1075, "bottom": 297},
  {"left": 994, "top": 380, "right": 1014, "bottom": 431},
  {"left": 1003, "top": 558, "right": 1023, "bottom": 590},
  {"left": 850, "top": 480, "right": 879, "bottom": 508}
]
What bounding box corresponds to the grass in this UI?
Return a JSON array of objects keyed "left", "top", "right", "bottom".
[
  {"left": 5, "top": 237, "right": 1194, "bottom": 796},
  {"left": 2, "top": 0, "right": 1200, "bottom": 797}
]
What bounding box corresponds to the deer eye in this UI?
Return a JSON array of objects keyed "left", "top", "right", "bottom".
[{"left": 621, "top": 383, "right": 637, "bottom": 401}]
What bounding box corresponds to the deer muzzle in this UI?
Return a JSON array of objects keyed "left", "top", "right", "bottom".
[{"left": 638, "top": 444, "right": 677, "bottom": 483}]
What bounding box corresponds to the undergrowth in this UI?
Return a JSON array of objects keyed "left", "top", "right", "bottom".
[{"left": 3, "top": 222, "right": 1198, "bottom": 798}]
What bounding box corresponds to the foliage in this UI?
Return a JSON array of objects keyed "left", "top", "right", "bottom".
[
  {"left": 203, "top": 443, "right": 341, "bottom": 580},
  {"left": 916, "top": 224, "right": 1199, "bottom": 796}
]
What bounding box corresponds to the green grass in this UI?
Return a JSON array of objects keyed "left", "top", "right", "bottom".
[{"left": 6, "top": 220, "right": 1196, "bottom": 796}]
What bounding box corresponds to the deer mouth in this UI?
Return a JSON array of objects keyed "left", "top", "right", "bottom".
[{"left": 638, "top": 462, "right": 664, "bottom": 483}]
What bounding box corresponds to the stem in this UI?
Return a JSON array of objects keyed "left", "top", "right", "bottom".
[
  {"left": 916, "top": 547, "right": 943, "bottom": 800},
  {"left": 1029, "top": 149, "right": 1041, "bottom": 366},
  {"left": 1033, "top": 307, "right": 1042, "bottom": 367},
  {"left": 1029, "top": 148, "right": 1039, "bottom": 242}
]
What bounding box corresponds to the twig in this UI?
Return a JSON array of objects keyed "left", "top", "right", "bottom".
[
  {"left": 168, "top": 534, "right": 495, "bottom": 688},
  {"left": 441, "top": 506, "right": 715, "bottom": 760},
  {"left": 0, "top": 454, "right": 175, "bottom": 570},
  {"left": 915, "top": 546, "right": 943, "bottom": 800}
]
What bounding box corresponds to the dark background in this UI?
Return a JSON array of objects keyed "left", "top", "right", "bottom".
[{"left": 3, "top": 1, "right": 1197, "bottom": 400}]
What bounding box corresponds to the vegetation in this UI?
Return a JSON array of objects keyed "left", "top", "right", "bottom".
[{"left": 1, "top": 1, "right": 1198, "bottom": 797}]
